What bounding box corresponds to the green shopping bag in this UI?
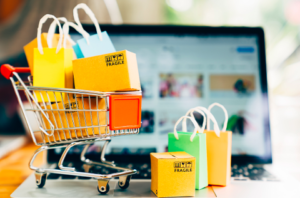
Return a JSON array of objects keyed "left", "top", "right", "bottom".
[{"left": 168, "top": 113, "right": 208, "bottom": 190}]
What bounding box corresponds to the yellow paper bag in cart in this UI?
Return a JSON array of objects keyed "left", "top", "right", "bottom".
[
  {"left": 39, "top": 97, "right": 107, "bottom": 143},
  {"left": 204, "top": 103, "right": 232, "bottom": 186},
  {"left": 24, "top": 17, "right": 77, "bottom": 74},
  {"left": 32, "top": 15, "right": 74, "bottom": 102}
]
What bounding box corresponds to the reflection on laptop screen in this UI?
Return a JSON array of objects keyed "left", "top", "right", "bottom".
[{"left": 69, "top": 33, "right": 266, "bottom": 159}]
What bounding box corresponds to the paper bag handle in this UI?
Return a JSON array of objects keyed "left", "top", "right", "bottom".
[
  {"left": 207, "top": 103, "right": 228, "bottom": 132},
  {"left": 174, "top": 116, "right": 201, "bottom": 142},
  {"left": 47, "top": 17, "right": 68, "bottom": 48},
  {"left": 73, "top": 3, "right": 102, "bottom": 44},
  {"left": 48, "top": 17, "right": 90, "bottom": 47},
  {"left": 37, "top": 14, "right": 63, "bottom": 55},
  {"left": 62, "top": 21, "right": 90, "bottom": 47},
  {"left": 187, "top": 106, "right": 221, "bottom": 137},
  {"left": 182, "top": 108, "right": 206, "bottom": 133}
]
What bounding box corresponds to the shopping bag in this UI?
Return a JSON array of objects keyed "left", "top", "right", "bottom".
[
  {"left": 72, "top": 3, "right": 115, "bottom": 58},
  {"left": 204, "top": 103, "right": 232, "bottom": 186},
  {"left": 168, "top": 113, "right": 208, "bottom": 190},
  {"left": 24, "top": 17, "right": 74, "bottom": 73},
  {"left": 32, "top": 14, "right": 73, "bottom": 102}
]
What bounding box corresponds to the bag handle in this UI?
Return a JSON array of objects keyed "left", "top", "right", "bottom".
[
  {"left": 47, "top": 18, "right": 73, "bottom": 47},
  {"left": 37, "top": 14, "right": 63, "bottom": 55},
  {"left": 182, "top": 108, "right": 206, "bottom": 133},
  {"left": 183, "top": 106, "right": 221, "bottom": 137},
  {"left": 62, "top": 21, "right": 91, "bottom": 47},
  {"left": 207, "top": 103, "right": 228, "bottom": 132},
  {"left": 47, "top": 17, "right": 68, "bottom": 47},
  {"left": 48, "top": 18, "right": 90, "bottom": 47},
  {"left": 73, "top": 3, "right": 102, "bottom": 45},
  {"left": 173, "top": 116, "right": 201, "bottom": 142}
]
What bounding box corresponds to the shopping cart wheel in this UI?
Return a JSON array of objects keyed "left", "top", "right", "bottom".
[
  {"left": 97, "top": 180, "right": 110, "bottom": 195},
  {"left": 35, "top": 172, "right": 47, "bottom": 188},
  {"left": 118, "top": 176, "right": 131, "bottom": 190}
]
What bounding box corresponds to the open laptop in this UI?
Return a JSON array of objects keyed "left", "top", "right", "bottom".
[{"left": 11, "top": 25, "right": 300, "bottom": 197}]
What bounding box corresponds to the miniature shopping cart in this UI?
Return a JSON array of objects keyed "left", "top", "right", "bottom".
[{"left": 0, "top": 64, "right": 142, "bottom": 194}]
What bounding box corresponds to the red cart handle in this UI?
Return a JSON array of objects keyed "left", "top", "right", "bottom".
[{"left": 1, "top": 64, "right": 31, "bottom": 79}]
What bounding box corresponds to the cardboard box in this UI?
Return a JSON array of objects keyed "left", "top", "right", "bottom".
[
  {"left": 40, "top": 97, "right": 107, "bottom": 143},
  {"left": 150, "top": 152, "right": 195, "bottom": 197},
  {"left": 72, "top": 50, "right": 141, "bottom": 92},
  {"left": 204, "top": 130, "right": 232, "bottom": 186}
]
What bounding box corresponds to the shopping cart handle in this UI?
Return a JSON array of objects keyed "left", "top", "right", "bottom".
[{"left": 1, "top": 64, "right": 31, "bottom": 79}]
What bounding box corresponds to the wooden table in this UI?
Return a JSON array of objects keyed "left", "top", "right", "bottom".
[{"left": 0, "top": 142, "right": 44, "bottom": 198}]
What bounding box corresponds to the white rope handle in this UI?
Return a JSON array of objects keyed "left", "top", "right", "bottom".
[
  {"left": 73, "top": 3, "right": 102, "bottom": 44},
  {"left": 195, "top": 106, "right": 221, "bottom": 137},
  {"left": 37, "top": 14, "right": 63, "bottom": 55},
  {"left": 47, "top": 17, "right": 68, "bottom": 48},
  {"left": 48, "top": 18, "right": 90, "bottom": 48},
  {"left": 207, "top": 103, "right": 228, "bottom": 132},
  {"left": 174, "top": 116, "right": 201, "bottom": 142},
  {"left": 62, "top": 21, "right": 90, "bottom": 47},
  {"left": 182, "top": 108, "right": 206, "bottom": 133}
]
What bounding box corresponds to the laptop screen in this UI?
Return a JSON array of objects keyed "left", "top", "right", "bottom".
[{"left": 49, "top": 27, "right": 270, "bottom": 164}]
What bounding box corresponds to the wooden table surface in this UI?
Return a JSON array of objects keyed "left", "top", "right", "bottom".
[{"left": 0, "top": 142, "right": 44, "bottom": 198}]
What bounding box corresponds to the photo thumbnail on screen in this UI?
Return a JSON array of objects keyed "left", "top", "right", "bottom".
[
  {"left": 210, "top": 75, "right": 255, "bottom": 97},
  {"left": 159, "top": 73, "right": 203, "bottom": 98}
]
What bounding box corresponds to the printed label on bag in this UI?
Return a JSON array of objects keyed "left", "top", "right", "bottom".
[
  {"left": 105, "top": 53, "right": 124, "bottom": 66},
  {"left": 174, "top": 161, "right": 192, "bottom": 172},
  {"left": 64, "top": 102, "right": 77, "bottom": 114}
]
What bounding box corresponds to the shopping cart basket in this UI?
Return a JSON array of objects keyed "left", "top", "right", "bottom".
[{"left": 0, "top": 64, "right": 142, "bottom": 194}]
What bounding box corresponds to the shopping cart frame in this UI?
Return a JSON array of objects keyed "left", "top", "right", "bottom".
[{"left": 1, "top": 64, "right": 142, "bottom": 194}]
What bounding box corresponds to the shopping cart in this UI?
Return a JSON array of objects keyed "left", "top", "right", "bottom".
[{"left": 0, "top": 64, "right": 142, "bottom": 194}]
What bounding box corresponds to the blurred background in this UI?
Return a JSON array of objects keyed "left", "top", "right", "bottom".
[{"left": 1, "top": 0, "right": 300, "bottom": 179}]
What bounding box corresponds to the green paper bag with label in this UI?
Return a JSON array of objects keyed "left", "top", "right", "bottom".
[{"left": 168, "top": 111, "right": 208, "bottom": 190}]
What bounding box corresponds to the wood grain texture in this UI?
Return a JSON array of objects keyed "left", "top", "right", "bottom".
[{"left": 0, "top": 142, "right": 44, "bottom": 198}]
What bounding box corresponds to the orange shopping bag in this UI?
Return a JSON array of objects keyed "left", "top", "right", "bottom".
[
  {"left": 32, "top": 14, "right": 74, "bottom": 102},
  {"left": 204, "top": 103, "right": 232, "bottom": 186}
]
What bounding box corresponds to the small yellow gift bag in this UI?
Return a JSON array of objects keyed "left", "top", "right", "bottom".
[
  {"left": 205, "top": 103, "right": 232, "bottom": 186},
  {"left": 24, "top": 17, "right": 77, "bottom": 73},
  {"left": 32, "top": 14, "right": 74, "bottom": 102}
]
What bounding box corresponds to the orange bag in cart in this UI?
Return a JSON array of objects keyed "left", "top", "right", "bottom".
[{"left": 204, "top": 103, "right": 232, "bottom": 186}]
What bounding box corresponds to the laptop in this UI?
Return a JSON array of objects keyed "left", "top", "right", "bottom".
[{"left": 11, "top": 25, "right": 300, "bottom": 197}]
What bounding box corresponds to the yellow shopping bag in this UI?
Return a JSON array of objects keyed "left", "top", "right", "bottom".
[
  {"left": 32, "top": 14, "right": 74, "bottom": 102},
  {"left": 24, "top": 17, "right": 75, "bottom": 74},
  {"left": 204, "top": 103, "right": 232, "bottom": 186}
]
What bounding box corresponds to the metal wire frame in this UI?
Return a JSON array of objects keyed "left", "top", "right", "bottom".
[{"left": 11, "top": 72, "right": 141, "bottom": 146}]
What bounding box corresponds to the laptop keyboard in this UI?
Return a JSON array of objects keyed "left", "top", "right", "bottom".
[
  {"left": 231, "top": 164, "right": 279, "bottom": 181},
  {"left": 47, "top": 163, "right": 278, "bottom": 181}
]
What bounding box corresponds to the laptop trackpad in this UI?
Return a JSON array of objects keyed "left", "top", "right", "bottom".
[{"left": 114, "top": 180, "right": 216, "bottom": 197}]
